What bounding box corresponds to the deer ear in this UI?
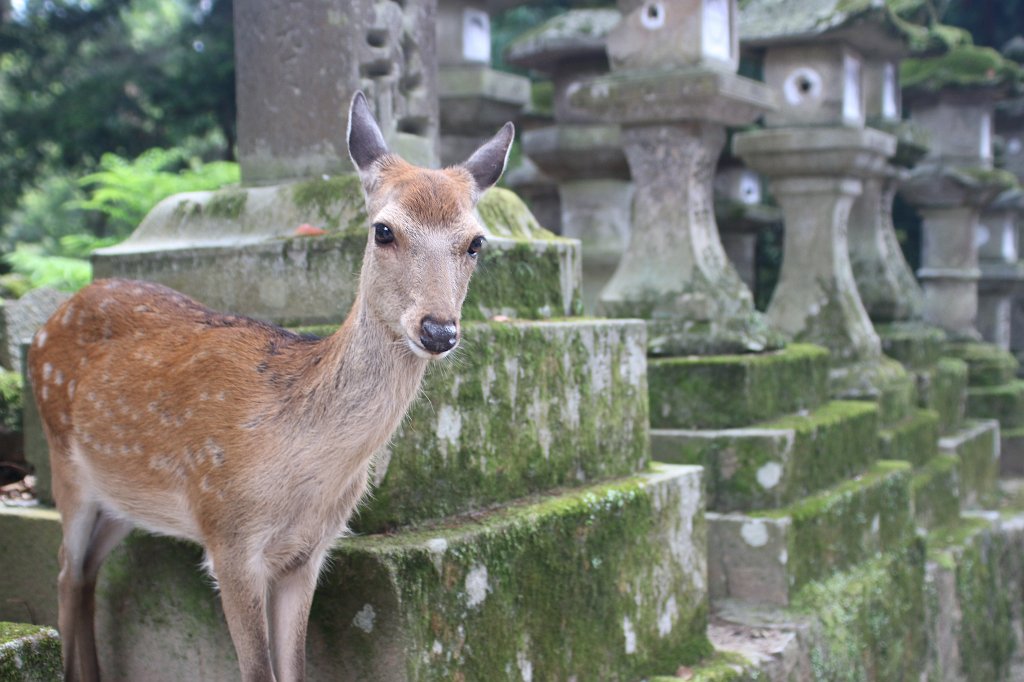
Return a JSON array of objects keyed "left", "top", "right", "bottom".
[
  {"left": 462, "top": 122, "right": 514, "bottom": 198},
  {"left": 347, "top": 91, "right": 389, "bottom": 173}
]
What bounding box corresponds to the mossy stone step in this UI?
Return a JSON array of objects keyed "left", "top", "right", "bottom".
[
  {"left": 651, "top": 400, "right": 879, "bottom": 513},
  {"left": 707, "top": 461, "right": 914, "bottom": 605},
  {"left": 924, "top": 515, "right": 1021, "bottom": 682},
  {"left": 648, "top": 344, "right": 830, "bottom": 431},
  {"left": 0, "top": 466, "right": 710, "bottom": 681},
  {"left": 0, "top": 622, "right": 61, "bottom": 681},
  {"left": 873, "top": 368, "right": 919, "bottom": 428},
  {"left": 878, "top": 409, "right": 940, "bottom": 467},
  {"left": 946, "top": 342, "right": 1020, "bottom": 387},
  {"left": 911, "top": 454, "right": 962, "bottom": 530},
  {"left": 920, "top": 357, "right": 968, "bottom": 435},
  {"left": 999, "top": 427, "right": 1024, "bottom": 477},
  {"left": 939, "top": 420, "right": 999, "bottom": 509},
  {"left": 966, "top": 379, "right": 1024, "bottom": 430},
  {"left": 877, "top": 323, "right": 947, "bottom": 370}
]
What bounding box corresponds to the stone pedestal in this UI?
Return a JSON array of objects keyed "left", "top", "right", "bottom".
[
  {"left": 978, "top": 191, "right": 1024, "bottom": 350},
  {"left": 568, "top": 67, "right": 779, "bottom": 354},
  {"left": 715, "top": 164, "right": 779, "bottom": 294},
  {"left": 735, "top": 126, "right": 897, "bottom": 390}
]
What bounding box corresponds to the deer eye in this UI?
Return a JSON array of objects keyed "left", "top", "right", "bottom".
[
  {"left": 373, "top": 223, "right": 394, "bottom": 246},
  {"left": 468, "top": 235, "right": 486, "bottom": 257}
]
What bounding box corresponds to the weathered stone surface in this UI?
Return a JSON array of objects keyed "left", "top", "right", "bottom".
[
  {"left": 966, "top": 381, "right": 1024, "bottom": 431},
  {"left": 921, "top": 357, "right": 969, "bottom": 434},
  {"left": 939, "top": 419, "right": 999, "bottom": 509},
  {"left": 93, "top": 184, "right": 584, "bottom": 326},
  {"left": 651, "top": 400, "right": 879, "bottom": 513},
  {"left": 946, "top": 341, "right": 1020, "bottom": 387},
  {"left": 352, "top": 319, "right": 650, "bottom": 532},
  {"left": 0, "top": 622, "right": 61, "bottom": 681},
  {"left": 0, "top": 507, "right": 61, "bottom": 626},
  {"left": 877, "top": 322, "right": 946, "bottom": 370},
  {"left": 503, "top": 8, "right": 620, "bottom": 73},
  {"left": 0, "top": 289, "right": 69, "bottom": 374},
  {"left": 707, "top": 461, "right": 914, "bottom": 605},
  {"left": 911, "top": 453, "right": 961, "bottom": 529},
  {"left": 648, "top": 343, "right": 830, "bottom": 430},
  {"left": 762, "top": 43, "right": 868, "bottom": 128},
  {"left": 0, "top": 466, "right": 711, "bottom": 681},
  {"left": 879, "top": 409, "right": 940, "bottom": 467}
]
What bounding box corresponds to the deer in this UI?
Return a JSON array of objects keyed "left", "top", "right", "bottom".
[{"left": 27, "top": 91, "right": 514, "bottom": 682}]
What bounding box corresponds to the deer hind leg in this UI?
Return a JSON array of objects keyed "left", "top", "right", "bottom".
[
  {"left": 212, "top": 550, "right": 277, "bottom": 682},
  {"left": 58, "top": 501, "right": 132, "bottom": 682},
  {"left": 268, "top": 548, "right": 328, "bottom": 682}
]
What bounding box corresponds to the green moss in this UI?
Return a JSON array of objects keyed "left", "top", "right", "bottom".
[
  {"left": 878, "top": 409, "right": 939, "bottom": 467},
  {"left": 290, "top": 174, "right": 366, "bottom": 231},
  {"left": 902, "top": 43, "right": 1023, "bottom": 92},
  {"left": 650, "top": 651, "right": 756, "bottom": 681},
  {"left": 911, "top": 453, "right": 961, "bottom": 529},
  {"left": 877, "top": 323, "right": 946, "bottom": 370},
  {"left": 966, "top": 380, "right": 1024, "bottom": 430},
  {"left": 322, "top": 469, "right": 711, "bottom": 681},
  {"left": 951, "top": 421, "right": 1000, "bottom": 509},
  {"left": 0, "top": 622, "right": 61, "bottom": 681},
  {"left": 353, "top": 320, "right": 649, "bottom": 532},
  {"left": 476, "top": 188, "right": 559, "bottom": 241},
  {"left": 758, "top": 461, "right": 914, "bottom": 590},
  {"left": 204, "top": 189, "right": 247, "bottom": 220},
  {"left": 921, "top": 358, "right": 968, "bottom": 434},
  {"left": 530, "top": 81, "right": 554, "bottom": 116},
  {"left": 792, "top": 539, "right": 927, "bottom": 682},
  {"left": 875, "top": 370, "right": 918, "bottom": 427},
  {"left": 648, "top": 344, "right": 830, "bottom": 430}
]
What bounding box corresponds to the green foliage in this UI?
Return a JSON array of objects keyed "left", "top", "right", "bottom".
[
  {"left": 77, "top": 146, "right": 239, "bottom": 237},
  {"left": 3, "top": 243, "right": 92, "bottom": 292}
]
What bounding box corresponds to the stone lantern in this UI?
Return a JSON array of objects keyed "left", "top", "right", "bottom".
[
  {"left": 978, "top": 189, "right": 1024, "bottom": 349},
  {"left": 436, "top": 0, "right": 531, "bottom": 166},
  {"left": 714, "top": 158, "right": 780, "bottom": 294},
  {"left": 564, "top": 0, "right": 781, "bottom": 355},
  {"left": 505, "top": 8, "right": 635, "bottom": 314},
  {"left": 733, "top": 2, "right": 910, "bottom": 394}
]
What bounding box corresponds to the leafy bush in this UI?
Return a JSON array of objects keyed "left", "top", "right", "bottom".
[
  {"left": 3, "top": 244, "right": 92, "bottom": 292},
  {"left": 77, "top": 147, "right": 240, "bottom": 237}
]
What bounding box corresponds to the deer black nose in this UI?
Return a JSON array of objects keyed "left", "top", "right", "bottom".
[{"left": 420, "top": 317, "right": 458, "bottom": 354}]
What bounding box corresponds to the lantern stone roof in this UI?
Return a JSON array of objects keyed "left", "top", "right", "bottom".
[
  {"left": 504, "top": 8, "right": 621, "bottom": 72},
  {"left": 738, "top": 0, "right": 950, "bottom": 57},
  {"left": 902, "top": 43, "right": 1023, "bottom": 94}
]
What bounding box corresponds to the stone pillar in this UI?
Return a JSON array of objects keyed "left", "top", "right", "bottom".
[
  {"left": 505, "top": 8, "right": 633, "bottom": 314},
  {"left": 234, "top": 0, "right": 438, "bottom": 185},
  {"left": 436, "top": 0, "right": 530, "bottom": 166},
  {"left": 978, "top": 192, "right": 1024, "bottom": 350},
  {"left": 715, "top": 156, "right": 779, "bottom": 295},
  {"left": 899, "top": 90, "right": 1017, "bottom": 340},
  {"left": 734, "top": 39, "right": 899, "bottom": 392},
  {"left": 564, "top": 0, "right": 779, "bottom": 354}
]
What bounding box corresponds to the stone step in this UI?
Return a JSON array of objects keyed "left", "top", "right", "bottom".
[
  {"left": 93, "top": 185, "right": 584, "bottom": 327},
  {"left": 920, "top": 357, "right": 969, "bottom": 435},
  {"left": 946, "top": 342, "right": 1020, "bottom": 388},
  {"left": 0, "top": 465, "right": 710, "bottom": 681},
  {"left": 651, "top": 400, "right": 879, "bottom": 513},
  {"left": 877, "top": 323, "right": 946, "bottom": 371},
  {"left": 878, "top": 408, "right": 940, "bottom": 467},
  {"left": 707, "top": 461, "right": 914, "bottom": 606},
  {"left": 648, "top": 344, "right": 830, "bottom": 431},
  {"left": 966, "top": 379, "right": 1024, "bottom": 430},
  {"left": 873, "top": 368, "right": 919, "bottom": 428},
  {"left": 25, "top": 319, "right": 652, "bottom": 532},
  {"left": 939, "top": 419, "right": 1000, "bottom": 509},
  {"left": 0, "top": 622, "right": 61, "bottom": 681},
  {"left": 911, "top": 453, "right": 961, "bottom": 530}
]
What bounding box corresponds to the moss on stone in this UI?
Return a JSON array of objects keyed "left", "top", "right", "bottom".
[
  {"left": 0, "top": 369, "right": 23, "bottom": 432},
  {"left": 792, "top": 538, "right": 927, "bottom": 681},
  {"left": 353, "top": 320, "right": 649, "bottom": 532},
  {"left": 877, "top": 323, "right": 946, "bottom": 370},
  {"left": 878, "top": 409, "right": 940, "bottom": 467},
  {"left": 756, "top": 461, "right": 914, "bottom": 590},
  {"left": 902, "top": 43, "right": 1022, "bottom": 93},
  {"left": 966, "top": 380, "right": 1024, "bottom": 430},
  {"left": 649, "top": 651, "right": 755, "bottom": 681},
  {"left": 949, "top": 420, "right": 1000, "bottom": 509},
  {"left": 875, "top": 370, "right": 918, "bottom": 428},
  {"left": 476, "top": 188, "right": 558, "bottom": 241},
  {"left": 204, "top": 189, "right": 247, "bottom": 220},
  {"left": 911, "top": 453, "right": 961, "bottom": 529},
  {"left": 921, "top": 358, "right": 968, "bottom": 434},
  {"left": 289, "top": 174, "right": 366, "bottom": 231},
  {"left": 653, "top": 400, "right": 879, "bottom": 513},
  {"left": 0, "top": 622, "right": 62, "bottom": 681},
  {"left": 648, "top": 344, "right": 830, "bottom": 430}
]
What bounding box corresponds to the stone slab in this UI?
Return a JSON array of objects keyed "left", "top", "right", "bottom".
[
  {"left": 648, "top": 344, "right": 830, "bottom": 431},
  {"left": 966, "top": 380, "right": 1024, "bottom": 431},
  {"left": 0, "top": 289, "right": 69, "bottom": 374},
  {"left": 0, "top": 466, "right": 711, "bottom": 681},
  {"left": 878, "top": 409, "right": 940, "bottom": 467},
  {"left": 877, "top": 323, "right": 947, "bottom": 371},
  {"left": 437, "top": 65, "right": 531, "bottom": 133},
  {"left": 707, "top": 461, "right": 914, "bottom": 605},
  {"left": 946, "top": 342, "right": 1020, "bottom": 387},
  {"left": 93, "top": 183, "right": 584, "bottom": 326},
  {"left": 0, "top": 622, "right": 61, "bottom": 681},
  {"left": 874, "top": 368, "right": 919, "bottom": 428},
  {"left": 651, "top": 400, "right": 879, "bottom": 513},
  {"left": 920, "top": 357, "right": 969, "bottom": 435},
  {"left": 0, "top": 507, "right": 61, "bottom": 626},
  {"left": 939, "top": 419, "right": 1000, "bottom": 509},
  {"left": 911, "top": 454, "right": 962, "bottom": 530},
  {"left": 350, "top": 319, "right": 650, "bottom": 532}
]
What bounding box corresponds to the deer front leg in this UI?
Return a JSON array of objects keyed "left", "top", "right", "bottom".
[
  {"left": 214, "top": 554, "right": 276, "bottom": 682},
  {"left": 268, "top": 551, "right": 326, "bottom": 682}
]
